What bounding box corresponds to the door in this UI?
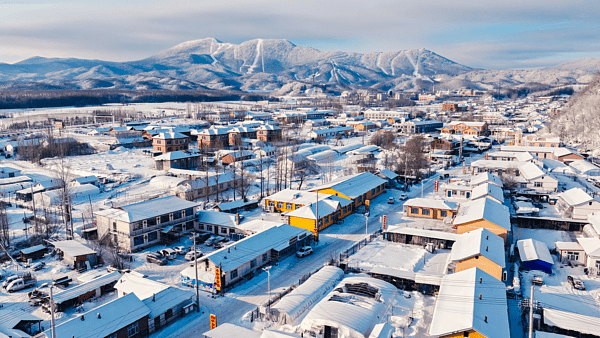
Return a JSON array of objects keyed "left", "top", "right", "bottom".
[
  {"left": 154, "top": 316, "right": 161, "bottom": 330},
  {"left": 432, "top": 209, "right": 437, "bottom": 219},
  {"left": 324, "top": 326, "right": 338, "bottom": 338}
]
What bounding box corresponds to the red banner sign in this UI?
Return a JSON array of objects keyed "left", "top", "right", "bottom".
[
  {"left": 382, "top": 215, "right": 387, "bottom": 229},
  {"left": 210, "top": 314, "right": 217, "bottom": 329},
  {"left": 215, "top": 268, "right": 221, "bottom": 291},
  {"left": 434, "top": 180, "right": 439, "bottom": 192}
]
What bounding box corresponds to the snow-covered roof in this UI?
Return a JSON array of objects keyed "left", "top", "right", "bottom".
[
  {"left": 577, "top": 237, "right": 600, "bottom": 257},
  {"left": 587, "top": 212, "right": 600, "bottom": 235},
  {"left": 488, "top": 151, "right": 534, "bottom": 162},
  {"left": 114, "top": 273, "right": 168, "bottom": 300},
  {"left": 543, "top": 309, "right": 600, "bottom": 337},
  {"left": 216, "top": 199, "right": 257, "bottom": 212},
  {"left": 154, "top": 150, "right": 201, "bottom": 161},
  {"left": 0, "top": 309, "right": 42, "bottom": 337},
  {"left": 312, "top": 172, "right": 387, "bottom": 199},
  {"left": 558, "top": 187, "right": 594, "bottom": 207},
  {"left": 300, "top": 276, "right": 398, "bottom": 338},
  {"left": 20, "top": 244, "right": 46, "bottom": 255},
  {"left": 49, "top": 240, "right": 96, "bottom": 257},
  {"left": 518, "top": 162, "right": 547, "bottom": 180},
  {"left": 265, "top": 189, "right": 332, "bottom": 206},
  {"left": 53, "top": 271, "right": 122, "bottom": 305},
  {"left": 452, "top": 198, "right": 511, "bottom": 231},
  {"left": 271, "top": 266, "right": 344, "bottom": 323},
  {"left": 377, "top": 169, "right": 399, "bottom": 180},
  {"left": 307, "top": 150, "right": 337, "bottom": 162},
  {"left": 333, "top": 143, "right": 364, "bottom": 154},
  {"left": 569, "top": 160, "right": 600, "bottom": 175},
  {"left": 73, "top": 175, "right": 98, "bottom": 184},
  {"left": 385, "top": 226, "right": 461, "bottom": 242},
  {"left": 52, "top": 293, "right": 150, "bottom": 338},
  {"left": 470, "top": 159, "right": 524, "bottom": 169},
  {"left": 470, "top": 183, "right": 504, "bottom": 203},
  {"left": 202, "top": 224, "right": 310, "bottom": 272},
  {"left": 96, "top": 196, "right": 198, "bottom": 223},
  {"left": 203, "top": 323, "right": 261, "bottom": 338},
  {"left": 403, "top": 198, "right": 458, "bottom": 210},
  {"left": 153, "top": 131, "right": 188, "bottom": 139},
  {"left": 450, "top": 228, "right": 505, "bottom": 267},
  {"left": 286, "top": 199, "right": 341, "bottom": 220},
  {"left": 554, "top": 241, "right": 583, "bottom": 251},
  {"left": 517, "top": 238, "right": 554, "bottom": 264},
  {"left": 197, "top": 210, "right": 237, "bottom": 227},
  {"left": 428, "top": 268, "right": 510, "bottom": 338}
]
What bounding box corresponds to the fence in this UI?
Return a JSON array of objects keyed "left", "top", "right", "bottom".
[{"left": 339, "top": 231, "right": 381, "bottom": 262}]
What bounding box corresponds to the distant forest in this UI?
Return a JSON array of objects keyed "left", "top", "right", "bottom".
[{"left": 0, "top": 89, "right": 268, "bottom": 110}]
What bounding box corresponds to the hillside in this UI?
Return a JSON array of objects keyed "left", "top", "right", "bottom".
[{"left": 0, "top": 37, "right": 599, "bottom": 94}]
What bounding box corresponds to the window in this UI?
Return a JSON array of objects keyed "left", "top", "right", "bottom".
[
  {"left": 440, "top": 210, "right": 447, "bottom": 217},
  {"left": 410, "top": 207, "right": 419, "bottom": 214},
  {"left": 464, "top": 332, "right": 469, "bottom": 337},
  {"left": 534, "top": 182, "right": 542, "bottom": 188},
  {"left": 165, "top": 308, "right": 173, "bottom": 319},
  {"left": 447, "top": 191, "right": 452, "bottom": 198},
  {"left": 251, "top": 259, "right": 257, "bottom": 268},
  {"left": 277, "top": 202, "right": 283, "bottom": 209},
  {"left": 263, "top": 253, "right": 268, "bottom": 262},
  {"left": 207, "top": 225, "right": 213, "bottom": 231},
  {"left": 148, "top": 231, "right": 158, "bottom": 242},
  {"left": 198, "top": 224, "right": 204, "bottom": 230},
  {"left": 127, "top": 322, "right": 139, "bottom": 337},
  {"left": 466, "top": 192, "right": 471, "bottom": 199},
  {"left": 371, "top": 189, "right": 375, "bottom": 195},
  {"left": 160, "top": 214, "right": 169, "bottom": 223},
  {"left": 221, "top": 227, "right": 228, "bottom": 234},
  {"left": 268, "top": 200, "right": 275, "bottom": 207},
  {"left": 422, "top": 208, "right": 431, "bottom": 216},
  {"left": 134, "top": 236, "right": 144, "bottom": 246},
  {"left": 230, "top": 269, "right": 238, "bottom": 280}
]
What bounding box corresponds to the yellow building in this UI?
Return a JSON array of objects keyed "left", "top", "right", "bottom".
[
  {"left": 429, "top": 267, "right": 510, "bottom": 338},
  {"left": 450, "top": 228, "right": 506, "bottom": 281},
  {"left": 452, "top": 198, "right": 511, "bottom": 242},
  {"left": 286, "top": 197, "right": 353, "bottom": 234},
  {"left": 310, "top": 172, "right": 387, "bottom": 209},
  {"left": 263, "top": 189, "right": 332, "bottom": 213},
  {"left": 403, "top": 198, "right": 458, "bottom": 219}
]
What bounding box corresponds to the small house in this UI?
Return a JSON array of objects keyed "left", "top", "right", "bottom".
[
  {"left": 555, "top": 241, "right": 585, "bottom": 264},
  {"left": 450, "top": 228, "right": 506, "bottom": 281},
  {"left": 19, "top": 244, "right": 47, "bottom": 261},
  {"left": 517, "top": 238, "right": 554, "bottom": 274},
  {"left": 48, "top": 240, "right": 98, "bottom": 271},
  {"left": 452, "top": 198, "right": 511, "bottom": 241},
  {"left": 556, "top": 188, "right": 600, "bottom": 220},
  {"left": 403, "top": 198, "right": 458, "bottom": 219},
  {"left": 576, "top": 237, "right": 600, "bottom": 276}
]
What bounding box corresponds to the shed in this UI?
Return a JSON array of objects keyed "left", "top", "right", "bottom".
[
  {"left": 48, "top": 240, "right": 98, "bottom": 271},
  {"left": 384, "top": 226, "right": 460, "bottom": 249},
  {"left": 517, "top": 238, "right": 554, "bottom": 274},
  {"left": 215, "top": 199, "right": 259, "bottom": 214},
  {"left": 0, "top": 309, "right": 43, "bottom": 337},
  {"left": 51, "top": 271, "right": 121, "bottom": 311},
  {"left": 569, "top": 160, "right": 600, "bottom": 176},
  {"left": 203, "top": 323, "right": 261, "bottom": 338},
  {"left": 19, "top": 244, "right": 47, "bottom": 261}
]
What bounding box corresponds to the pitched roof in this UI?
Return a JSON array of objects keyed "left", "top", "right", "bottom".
[
  {"left": 429, "top": 268, "right": 510, "bottom": 338},
  {"left": 49, "top": 240, "right": 96, "bottom": 257},
  {"left": 577, "top": 237, "right": 600, "bottom": 257},
  {"left": 517, "top": 238, "right": 554, "bottom": 264},
  {"left": 197, "top": 210, "right": 237, "bottom": 227},
  {"left": 286, "top": 199, "right": 341, "bottom": 220},
  {"left": 311, "top": 172, "right": 387, "bottom": 199},
  {"left": 453, "top": 198, "right": 511, "bottom": 231},
  {"left": 450, "top": 228, "right": 505, "bottom": 267},
  {"left": 470, "top": 173, "right": 503, "bottom": 188},
  {"left": 470, "top": 183, "right": 504, "bottom": 203},
  {"left": 518, "top": 162, "right": 547, "bottom": 180},
  {"left": 95, "top": 196, "right": 198, "bottom": 223},
  {"left": 558, "top": 188, "right": 594, "bottom": 207},
  {"left": 52, "top": 293, "right": 150, "bottom": 338},
  {"left": 404, "top": 198, "right": 458, "bottom": 210}
]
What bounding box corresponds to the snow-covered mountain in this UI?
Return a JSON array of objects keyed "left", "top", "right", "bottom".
[{"left": 0, "top": 37, "right": 597, "bottom": 93}]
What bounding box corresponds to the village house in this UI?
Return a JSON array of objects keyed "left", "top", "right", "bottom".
[
  {"left": 556, "top": 187, "right": 600, "bottom": 220},
  {"left": 430, "top": 137, "right": 460, "bottom": 153},
  {"left": 152, "top": 132, "right": 190, "bottom": 153},
  {"left": 47, "top": 240, "right": 98, "bottom": 271},
  {"left": 384, "top": 226, "right": 460, "bottom": 250},
  {"left": 0, "top": 166, "right": 21, "bottom": 178},
  {"left": 470, "top": 172, "right": 503, "bottom": 188},
  {"left": 114, "top": 273, "right": 194, "bottom": 334},
  {"left": 517, "top": 238, "right": 554, "bottom": 274},
  {"left": 569, "top": 159, "right": 600, "bottom": 176},
  {"left": 196, "top": 210, "right": 244, "bottom": 237},
  {"left": 516, "top": 134, "right": 560, "bottom": 147},
  {"left": 443, "top": 121, "right": 489, "bottom": 136},
  {"left": 397, "top": 120, "right": 443, "bottom": 134},
  {"left": 576, "top": 237, "right": 600, "bottom": 276},
  {"left": 500, "top": 145, "right": 584, "bottom": 163},
  {"left": 0, "top": 310, "right": 43, "bottom": 337},
  {"left": 429, "top": 267, "right": 510, "bottom": 338},
  {"left": 50, "top": 293, "right": 151, "bottom": 338},
  {"left": 286, "top": 196, "right": 354, "bottom": 235},
  {"left": 443, "top": 181, "right": 473, "bottom": 200},
  {"left": 470, "top": 183, "right": 504, "bottom": 203},
  {"left": 170, "top": 172, "right": 243, "bottom": 201},
  {"left": 452, "top": 197, "right": 511, "bottom": 241},
  {"left": 263, "top": 189, "right": 331, "bottom": 213},
  {"left": 181, "top": 224, "right": 311, "bottom": 291},
  {"left": 363, "top": 109, "right": 409, "bottom": 120},
  {"left": 256, "top": 124, "right": 282, "bottom": 142},
  {"left": 555, "top": 241, "right": 585, "bottom": 265},
  {"left": 198, "top": 128, "right": 230, "bottom": 150},
  {"left": 228, "top": 127, "right": 257, "bottom": 146},
  {"left": 351, "top": 121, "right": 378, "bottom": 132},
  {"left": 403, "top": 198, "right": 458, "bottom": 219},
  {"left": 450, "top": 228, "right": 506, "bottom": 281},
  {"left": 96, "top": 196, "right": 199, "bottom": 252},
  {"left": 307, "top": 126, "right": 354, "bottom": 140},
  {"left": 310, "top": 172, "right": 387, "bottom": 208},
  {"left": 154, "top": 150, "right": 202, "bottom": 171},
  {"left": 220, "top": 150, "right": 255, "bottom": 164}
]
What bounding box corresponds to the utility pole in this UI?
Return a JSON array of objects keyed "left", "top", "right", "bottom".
[
  {"left": 50, "top": 285, "right": 56, "bottom": 338},
  {"left": 529, "top": 284, "right": 535, "bottom": 338},
  {"left": 365, "top": 213, "right": 369, "bottom": 235},
  {"left": 194, "top": 233, "right": 199, "bottom": 312},
  {"left": 263, "top": 266, "right": 272, "bottom": 312}
]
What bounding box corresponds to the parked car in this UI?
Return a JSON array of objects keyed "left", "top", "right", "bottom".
[
  {"left": 173, "top": 246, "right": 188, "bottom": 255},
  {"left": 399, "top": 193, "right": 408, "bottom": 201},
  {"left": 30, "top": 262, "right": 45, "bottom": 271},
  {"left": 146, "top": 253, "right": 168, "bottom": 265},
  {"left": 190, "top": 232, "right": 211, "bottom": 243},
  {"left": 296, "top": 246, "right": 313, "bottom": 258},
  {"left": 205, "top": 236, "right": 225, "bottom": 246},
  {"left": 2, "top": 275, "right": 19, "bottom": 288},
  {"left": 158, "top": 248, "right": 177, "bottom": 260},
  {"left": 387, "top": 197, "right": 395, "bottom": 204},
  {"left": 6, "top": 273, "right": 36, "bottom": 292},
  {"left": 567, "top": 275, "right": 585, "bottom": 290},
  {"left": 185, "top": 250, "right": 203, "bottom": 261}
]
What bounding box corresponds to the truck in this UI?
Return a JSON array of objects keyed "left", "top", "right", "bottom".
[{"left": 6, "top": 272, "right": 36, "bottom": 292}]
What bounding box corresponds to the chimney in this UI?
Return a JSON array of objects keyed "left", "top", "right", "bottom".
[
  {"left": 152, "top": 294, "right": 155, "bottom": 302},
  {"left": 479, "top": 294, "right": 482, "bottom": 300},
  {"left": 484, "top": 316, "right": 488, "bottom": 323},
  {"left": 479, "top": 277, "right": 482, "bottom": 284},
  {"left": 97, "top": 313, "right": 101, "bottom": 319},
  {"left": 81, "top": 315, "right": 85, "bottom": 321}
]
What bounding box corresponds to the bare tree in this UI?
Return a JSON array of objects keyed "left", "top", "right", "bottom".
[{"left": 0, "top": 198, "right": 9, "bottom": 248}]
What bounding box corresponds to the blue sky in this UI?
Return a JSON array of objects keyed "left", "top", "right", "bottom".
[{"left": 1, "top": 0, "right": 598, "bottom": 69}]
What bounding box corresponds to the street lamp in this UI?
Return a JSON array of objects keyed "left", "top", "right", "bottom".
[
  {"left": 365, "top": 212, "right": 369, "bottom": 235},
  {"left": 263, "top": 266, "right": 272, "bottom": 312}
]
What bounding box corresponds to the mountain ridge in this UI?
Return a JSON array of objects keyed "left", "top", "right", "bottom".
[{"left": 0, "top": 38, "right": 597, "bottom": 94}]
